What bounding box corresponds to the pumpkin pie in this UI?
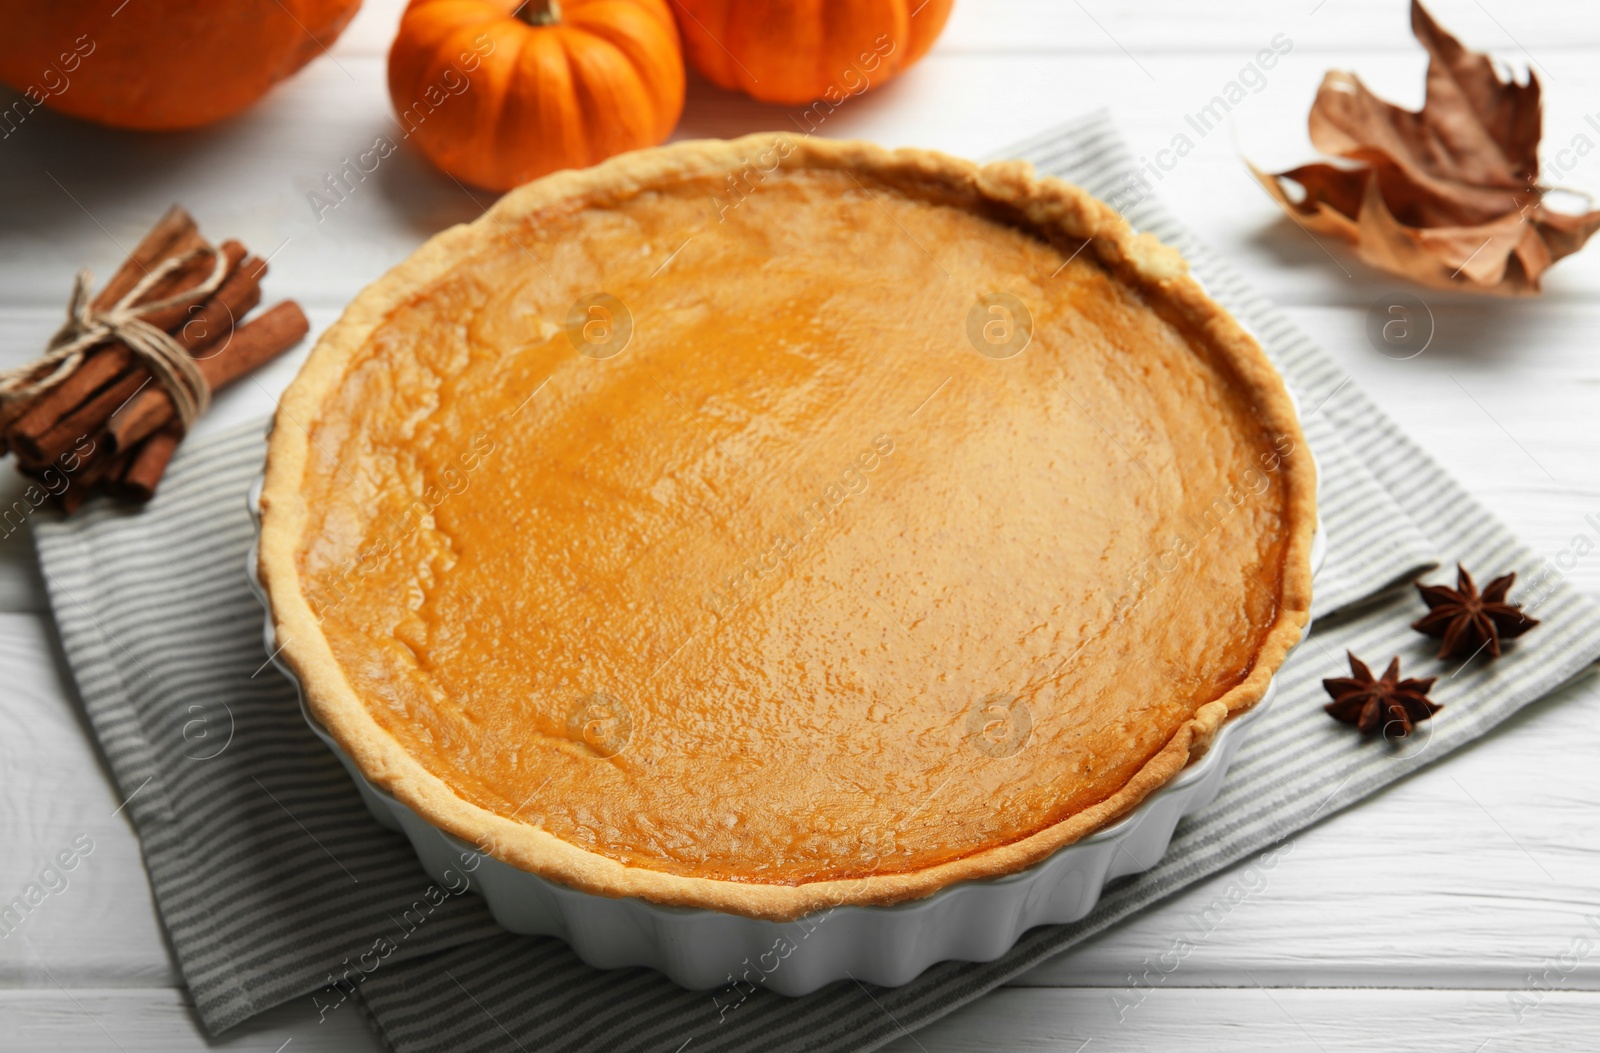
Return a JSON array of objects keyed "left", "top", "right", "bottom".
[{"left": 256, "top": 134, "right": 1316, "bottom": 921}]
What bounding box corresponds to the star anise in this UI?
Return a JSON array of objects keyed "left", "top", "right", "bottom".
[
  {"left": 1412, "top": 564, "right": 1539, "bottom": 660},
  {"left": 1323, "top": 652, "right": 1440, "bottom": 737}
]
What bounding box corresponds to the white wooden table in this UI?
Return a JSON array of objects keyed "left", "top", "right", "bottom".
[{"left": 4, "top": 2, "right": 1599, "bottom": 1049}]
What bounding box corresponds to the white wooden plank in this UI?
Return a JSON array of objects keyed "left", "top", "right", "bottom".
[
  {"left": 5, "top": 48, "right": 1599, "bottom": 313},
  {"left": 0, "top": 613, "right": 181, "bottom": 990},
  {"left": 881, "top": 987, "right": 1600, "bottom": 1053},
  {"left": 1, "top": 986, "right": 1596, "bottom": 1053},
  {"left": 0, "top": 989, "right": 382, "bottom": 1052},
  {"left": 322, "top": 0, "right": 1600, "bottom": 57},
  {"left": 5, "top": 985, "right": 1598, "bottom": 1053},
  {"left": 0, "top": 503, "right": 43, "bottom": 614},
  {"left": 1276, "top": 303, "right": 1600, "bottom": 601},
  {"left": 937, "top": 0, "right": 1600, "bottom": 54}
]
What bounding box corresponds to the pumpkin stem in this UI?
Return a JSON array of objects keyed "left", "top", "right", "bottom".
[{"left": 514, "top": 0, "right": 562, "bottom": 25}]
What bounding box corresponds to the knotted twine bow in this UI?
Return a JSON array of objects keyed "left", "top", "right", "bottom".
[{"left": 0, "top": 247, "right": 232, "bottom": 432}]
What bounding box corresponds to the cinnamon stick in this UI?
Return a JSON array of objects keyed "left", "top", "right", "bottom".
[
  {"left": 79, "top": 253, "right": 265, "bottom": 455},
  {"left": 129, "top": 227, "right": 211, "bottom": 302},
  {"left": 113, "top": 427, "right": 180, "bottom": 503},
  {"left": 0, "top": 383, "right": 47, "bottom": 454},
  {"left": 17, "top": 370, "right": 148, "bottom": 466},
  {"left": 6, "top": 206, "right": 306, "bottom": 509},
  {"left": 174, "top": 253, "right": 264, "bottom": 355},
  {"left": 202, "top": 297, "right": 306, "bottom": 375},
  {"left": 141, "top": 240, "right": 247, "bottom": 333},
  {"left": 4, "top": 240, "right": 241, "bottom": 455},
  {"left": 8, "top": 349, "right": 131, "bottom": 445},
  {"left": 3, "top": 206, "right": 196, "bottom": 453},
  {"left": 92, "top": 206, "right": 198, "bottom": 311},
  {"left": 59, "top": 443, "right": 128, "bottom": 514},
  {"left": 109, "top": 299, "right": 307, "bottom": 452},
  {"left": 135, "top": 240, "right": 244, "bottom": 332}
]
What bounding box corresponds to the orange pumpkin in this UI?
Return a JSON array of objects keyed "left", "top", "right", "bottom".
[
  {"left": 389, "top": 0, "right": 685, "bottom": 192},
  {"left": 0, "top": 0, "right": 361, "bottom": 131},
  {"left": 671, "top": 0, "right": 953, "bottom": 106}
]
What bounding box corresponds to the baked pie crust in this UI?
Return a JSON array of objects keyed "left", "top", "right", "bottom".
[{"left": 257, "top": 134, "right": 1316, "bottom": 921}]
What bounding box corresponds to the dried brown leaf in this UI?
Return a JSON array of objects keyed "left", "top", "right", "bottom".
[
  {"left": 1248, "top": 158, "right": 1363, "bottom": 241},
  {"left": 1251, "top": 0, "right": 1599, "bottom": 295}
]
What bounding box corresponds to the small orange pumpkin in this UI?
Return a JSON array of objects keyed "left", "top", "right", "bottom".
[
  {"left": 0, "top": 0, "right": 361, "bottom": 131},
  {"left": 389, "top": 0, "right": 685, "bottom": 192},
  {"left": 670, "top": 0, "right": 953, "bottom": 106}
]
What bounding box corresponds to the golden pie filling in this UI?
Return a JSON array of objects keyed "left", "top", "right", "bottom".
[{"left": 260, "top": 137, "right": 1314, "bottom": 916}]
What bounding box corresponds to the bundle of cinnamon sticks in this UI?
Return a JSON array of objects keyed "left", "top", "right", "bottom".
[{"left": 0, "top": 207, "right": 308, "bottom": 511}]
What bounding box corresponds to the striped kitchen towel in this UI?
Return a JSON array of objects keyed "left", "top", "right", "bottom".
[{"left": 31, "top": 109, "right": 1600, "bottom": 1051}]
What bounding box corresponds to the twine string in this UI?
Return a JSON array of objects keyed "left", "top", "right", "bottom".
[{"left": 0, "top": 247, "right": 233, "bottom": 430}]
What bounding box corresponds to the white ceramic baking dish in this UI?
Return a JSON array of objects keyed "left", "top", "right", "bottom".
[{"left": 246, "top": 468, "right": 1322, "bottom": 995}]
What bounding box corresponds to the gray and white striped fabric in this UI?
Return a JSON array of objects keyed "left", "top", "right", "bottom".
[{"left": 33, "top": 110, "right": 1600, "bottom": 1050}]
